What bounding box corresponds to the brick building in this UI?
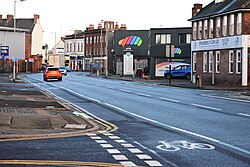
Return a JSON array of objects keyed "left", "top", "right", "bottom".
[
  {"left": 0, "top": 14, "right": 43, "bottom": 73},
  {"left": 189, "top": 0, "right": 250, "bottom": 87}
]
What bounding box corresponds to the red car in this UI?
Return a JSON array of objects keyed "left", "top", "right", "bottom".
[{"left": 43, "top": 67, "right": 62, "bottom": 81}]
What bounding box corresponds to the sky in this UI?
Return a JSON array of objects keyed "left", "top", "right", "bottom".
[{"left": 1, "top": 0, "right": 212, "bottom": 49}]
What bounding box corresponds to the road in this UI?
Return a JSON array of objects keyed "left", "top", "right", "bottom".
[{"left": 1, "top": 72, "right": 249, "bottom": 167}]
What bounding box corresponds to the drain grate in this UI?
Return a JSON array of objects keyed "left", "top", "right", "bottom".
[
  {"left": 47, "top": 110, "right": 74, "bottom": 116},
  {"left": 0, "top": 108, "right": 38, "bottom": 114}
]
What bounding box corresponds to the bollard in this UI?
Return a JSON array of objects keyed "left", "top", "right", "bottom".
[{"left": 97, "top": 70, "right": 99, "bottom": 76}]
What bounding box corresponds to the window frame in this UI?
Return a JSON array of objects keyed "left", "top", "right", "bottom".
[
  {"left": 209, "top": 51, "right": 213, "bottom": 73},
  {"left": 193, "top": 22, "right": 197, "bottom": 40},
  {"left": 204, "top": 20, "right": 208, "bottom": 39},
  {"left": 237, "top": 13, "right": 242, "bottom": 35},
  {"left": 229, "top": 14, "right": 234, "bottom": 36},
  {"left": 203, "top": 52, "right": 207, "bottom": 73},
  {"left": 198, "top": 21, "right": 202, "bottom": 39},
  {"left": 236, "top": 50, "right": 242, "bottom": 74},
  {"left": 222, "top": 15, "right": 227, "bottom": 36},
  {"left": 228, "top": 50, "right": 234, "bottom": 74},
  {"left": 216, "top": 17, "right": 221, "bottom": 37},
  {"left": 193, "top": 52, "right": 197, "bottom": 72},
  {"left": 209, "top": 19, "right": 214, "bottom": 38},
  {"left": 215, "top": 51, "right": 220, "bottom": 73}
]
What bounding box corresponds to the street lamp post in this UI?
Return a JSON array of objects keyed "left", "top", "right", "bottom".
[
  {"left": 13, "top": 0, "right": 26, "bottom": 81},
  {"left": 100, "top": 20, "right": 104, "bottom": 74}
]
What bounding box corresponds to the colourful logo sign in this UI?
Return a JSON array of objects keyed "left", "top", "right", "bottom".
[
  {"left": 174, "top": 48, "right": 182, "bottom": 55},
  {"left": 118, "top": 36, "right": 143, "bottom": 47}
]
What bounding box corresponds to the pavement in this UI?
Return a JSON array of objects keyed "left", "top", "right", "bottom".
[{"left": 0, "top": 72, "right": 250, "bottom": 141}]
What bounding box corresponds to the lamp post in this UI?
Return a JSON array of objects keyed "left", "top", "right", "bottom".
[
  {"left": 100, "top": 20, "right": 104, "bottom": 74},
  {"left": 13, "top": 0, "right": 26, "bottom": 81}
]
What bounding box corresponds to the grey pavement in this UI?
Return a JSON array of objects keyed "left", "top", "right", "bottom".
[{"left": 0, "top": 73, "right": 100, "bottom": 141}]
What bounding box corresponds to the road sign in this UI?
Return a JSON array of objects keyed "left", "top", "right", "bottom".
[
  {"left": 12, "top": 57, "right": 18, "bottom": 62},
  {"left": 0, "top": 46, "right": 9, "bottom": 60}
]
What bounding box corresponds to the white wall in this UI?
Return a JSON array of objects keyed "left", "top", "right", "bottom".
[
  {"left": 31, "top": 19, "right": 43, "bottom": 56},
  {"left": 0, "top": 31, "right": 25, "bottom": 59}
]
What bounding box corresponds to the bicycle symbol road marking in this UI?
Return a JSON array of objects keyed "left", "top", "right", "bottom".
[{"left": 156, "top": 140, "right": 215, "bottom": 152}]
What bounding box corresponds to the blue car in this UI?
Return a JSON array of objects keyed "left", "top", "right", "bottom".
[{"left": 164, "top": 65, "right": 191, "bottom": 79}]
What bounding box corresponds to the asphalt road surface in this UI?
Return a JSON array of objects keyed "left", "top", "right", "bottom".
[{"left": 1, "top": 72, "right": 249, "bottom": 167}]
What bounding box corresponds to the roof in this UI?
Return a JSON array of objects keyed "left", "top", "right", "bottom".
[
  {"left": 189, "top": 0, "right": 250, "bottom": 21},
  {"left": 0, "top": 18, "right": 35, "bottom": 33}
]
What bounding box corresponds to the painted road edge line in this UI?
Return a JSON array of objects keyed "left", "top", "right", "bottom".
[
  {"left": 159, "top": 97, "right": 180, "bottom": 103},
  {"left": 238, "top": 113, "right": 250, "bottom": 117},
  {"left": 191, "top": 103, "right": 222, "bottom": 111}
]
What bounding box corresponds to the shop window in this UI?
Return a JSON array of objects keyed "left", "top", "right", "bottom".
[
  {"left": 178, "top": 34, "right": 191, "bottom": 44},
  {"left": 203, "top": 52, "right": 207, "bottom": 73},
  {"left": 229, "top": 50, "right": 234, "bottom": 73}
]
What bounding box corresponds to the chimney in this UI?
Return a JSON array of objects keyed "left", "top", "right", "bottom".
[
  {"left": 0, "top": 14, "right": 2, "bottom": 20},
  {"left": 192, "top": 4, "right": 203, "bottom": 17},
  {"left": 89, "top": 24, "right": 94, "bottom": 31},
  {"left": 115, "top": 22, "right": 119, "bottom": 30},
  {"left": 61, "top": 37, "right": 65, "bottom": 42},
  {"left": 98, "top": 23, "right": 102, "bottom": 29},
  {"left": 34, "top": 14, "right": 40, "bottom": 24},
  {"left": 7, "top": 14, "right": 14, "bottom": 21},
  {"left": 120, "top": 24, "right": 127, "bottom": 30}
]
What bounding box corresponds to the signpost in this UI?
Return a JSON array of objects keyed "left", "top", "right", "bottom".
[{"left": 12, "top": 57, "right": 18, "bottom": 82}]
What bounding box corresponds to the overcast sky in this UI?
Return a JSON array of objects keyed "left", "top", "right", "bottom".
[{"left": 1, "top": 0, "right": 212, "bottom": 49}]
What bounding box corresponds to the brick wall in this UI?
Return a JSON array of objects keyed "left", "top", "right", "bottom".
[{"left": 243, "top": 12, "right": 250, "bottom": 35}]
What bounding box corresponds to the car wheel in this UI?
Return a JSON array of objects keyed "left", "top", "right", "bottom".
[{"left": 186, "top": 73, "right": 191, "bottom": 79}]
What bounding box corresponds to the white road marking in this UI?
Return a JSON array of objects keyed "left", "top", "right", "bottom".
[
  {"left": 73, "top": 111, "right": 91, "bottom": 119},
  {"left": 145, "top": 160, "right": 163, "bottom": 166},
  {"left": 103, "top": 133, "right": 113, "bottom": 136},
  {"left": 86, "top": 133, "right": 96, "bottom": 136},
  {"left": 128, "top": 148, "right": 143, "bottom": 154},
  {"left": 95, "top": 140, "right": 107, "bottom": 144},
  {"left": 112, "top": 155, "right": 128, "bottom": 161},
  {"left": 119, "top": 89, "right": 132, "bottom": 93},
  {"left": 201, "top": 94, "right": 250, "bottom": 103},
  {"left": 106, "top": 149, "right": 121, "bottom": 154},
  {"left": 121, "top": 144, "right": 135, "bottom": 148},
  {"left": 109, "top": 136, "right": 120, "bottom": 139},
  {"left": 115, "top": 140, "right": 127, "bottom": 143},
  {"left": 100, "top": 144, "right": 113, "bottom": 148},
  {"left": 136, "top": 93, "right": 152, "bottom": 97},
  {"left": 159, "top": 97, "right": 180, "bottom": 103},
  {"left": 136, "top": 154, "right": 152, "bottom": 160},
  {"left": 238, "top": 113, "right": 250, "bottom": 117},
  {"left": 90, "top": 136, "right": 102, "bottom": 140},
  {"left": 103, "top": 102, "right": 250, "bottom": 156},
  {"left": 191, "top": 103, "right": 222, "bottom": 111},
  {"left": 119, "top": 161, "right": 136, "bottom": 166}
]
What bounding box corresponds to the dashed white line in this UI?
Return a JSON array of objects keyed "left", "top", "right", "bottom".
[
  {"left": 86, "top": 133, "right": 96, "bottom": 136},
  {"left": 103, "top": 133, "right": 113, "bottom": 136},
  {"left": 159, "top": 97, "right": 180, "bottom": 103},
  {"left": 238, "top": 113, "right": 250, "bottom": 117},
  {"left": 136, "top": 93, "right": 152, "bottom": 97},
  {"left": 128, "top": 148, "right": 143, "bottom": 154},
  {"left": 121, "top": 144, "right": 135, "bottom": 148},
  {"left": 145, "top": 160, "right": 163, "bottom": 166},
  {"left": 90, "top": 136, "right": 102, "bottom": 140},
  {"left": 100, "top": 144, "right": 113, "bottom": 148},
  {"left": 191, "top": 103, "right": 222, "bottom": 111},
  {"left": 201, "top": 94, "right": 250, "bottom": 103},
  {"left": 95, "top": 140, "right": 107, "bottom": 144},
  {"left": 109, "top": 136, "right": 120, "bottom": 139},
  {"left": 115, "top": 140, "right": 127, "bottom": 143},
  {"left": 136, "top": 154, "right": 152, "bottom": 160},
  {"left": 119, "top": 89, "right": 132, "bottom": 93},
  {"left": 106, "top": 149, "right": 121, "bottom": 154},
  {"left": 112, "top": 155, "right": 128, "bottom": 161},
  {"left": 119, "top": 161, "right": 136, "bottom": 166}
]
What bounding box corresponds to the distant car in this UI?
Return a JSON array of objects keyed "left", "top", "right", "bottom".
[
  {"left": 58, "top": 66, "right": 67, "bottom": 76},
  {"left": 164, "top": 65, "right": 191, "bottom": 79},
  {"left": 65, "top": 66, "right": 71, "bottom": 72},
  {"left": 43, "top": 67, "right": 62, "bottom": 81}
]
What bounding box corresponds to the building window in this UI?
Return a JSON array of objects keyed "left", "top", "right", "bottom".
[
  {"left": 237, "top": 13, "right": 242, "bottom": 35},
  {"left": 209, "top": 51, "right": 213, "bottom": 73},
  {"left": 216, "top": 17, "right": 221, "bottom": 37},
  {"left": 229, "top": 50, "right": 234, "bottom": 73},
  {"left": 204, "top": 20, "right": 208, "bottom": 39},
  {"left": 229, "top": 14, "right": 234, "bottom": 35},
  {"left": 86, "top": 37, "right": 88, "bottom": 44},
  {"left": 216, "top": 51, "right": 220, "bottom": 73},
  {"left": 178, "top": 34, "right": 191, "bottom": 44},
  {"left": 203, "top": 52, "right": 207, "bottom": 73},
  {"left": 193, "top": 52, "right": 197, "bottom": 72},
  {"left": 193, "top": 22, "right": 197, "bottom": 40},
  {"left": 222, "top": 15, "right": 227, "bottom": 36},
  {"left": 198, "top": 21, "right": 202, "bottom": 39},
  {"left": 66, "top": 43, "right": 69, "bottom": 52},
  {"left": 209, "top": 19, "right": 214, "bottom": 38},
  {"left": 236, "top": 50, "right": 242, "bottom": 74},
  {"left": 69, "top": 43, "right": 72, "bottom": 52},
  {"left": 156, "top": 34, "right": 171, "bottom": 44}
]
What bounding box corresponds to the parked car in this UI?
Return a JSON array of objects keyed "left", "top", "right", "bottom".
[
  {"left": 43, "top": 67, "right": 62, "bottom": 81},
  {"left": 164, "top": 65, "right": 191, "bottom": 79},
  {"left": 65, "top": 66, "right": 71, "bottom": 72},
  {"left": 58, "top": 66, "right": 67, "bottom": 76}
]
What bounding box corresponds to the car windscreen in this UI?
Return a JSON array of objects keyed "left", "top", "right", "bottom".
[{"left": 47, "top": 68, "right": 59, "bottom": 71}]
